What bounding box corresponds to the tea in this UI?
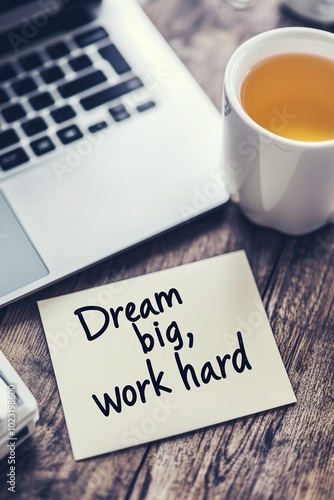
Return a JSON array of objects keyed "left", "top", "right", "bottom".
[{"left": 241, "top": 53, "right": 334, "bottom": 141}]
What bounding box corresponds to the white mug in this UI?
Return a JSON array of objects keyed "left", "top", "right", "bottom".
[{"left": 222, "top": 27, "right": 334, "bottom": 235}]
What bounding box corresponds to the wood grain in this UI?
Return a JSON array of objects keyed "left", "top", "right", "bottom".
[{"left": 1, "top": 1, "right": 334, "bottom": 499}]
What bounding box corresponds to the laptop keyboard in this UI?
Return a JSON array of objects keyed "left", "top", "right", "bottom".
[{"left": 0, "top": 25, "right": 156, "bottom": 174}]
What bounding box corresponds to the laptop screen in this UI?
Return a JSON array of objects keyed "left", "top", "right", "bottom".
[
  {"left": 0, "top": 0, "right": 98, "bottom": 55},
  {"left": 0, "top": 1, "right": 29, "bottom": 12},
  {"left": 0, "top": 0, "right": 92, "bottom": 13}
]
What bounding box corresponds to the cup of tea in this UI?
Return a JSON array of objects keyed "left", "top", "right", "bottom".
[{"left": 222, "top": 27, "right": 334, "bottom": 235}]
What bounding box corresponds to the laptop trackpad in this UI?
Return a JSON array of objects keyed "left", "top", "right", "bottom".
[{"left": 0, "top": 192, "right": 48, "bottom": 298}]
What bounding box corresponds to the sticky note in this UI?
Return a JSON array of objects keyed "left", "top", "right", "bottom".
[{"left": 38, "top": 251, "right": 296, "bottom": 460}]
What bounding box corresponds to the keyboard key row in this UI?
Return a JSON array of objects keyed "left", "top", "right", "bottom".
[
  {"left": 1, "top": 69, "right": 108, "bottom": 122},
  {"left": 3, "top": 47, "right": 130, "bottom": 106},
  {"left": 9, "top": 67, "right": 64, "bottom": 97},
  {"left": 0, "top": 92, "right": 76, "bottom": 123},
  {"left": 0, "top": 100, "right": 156, "bottom": 170},
  {"left": 9, "top": 65, "right": 65, "bottom": 95},
  {"left": 1, "top": 92, "right": 54, "bottom": 123},
  {"left": 2, "top": 57, "right": 107, "bottom": 104},
  {"left": 0, "top": 46, "right": 65, "bottom": 82},
  {"left": 0, "top": 124, "right": 83, "bottom": 170},
  {"left": 0, "top": 25, "right": 120, "bottom": 83},
  {"left": 1, "top": 90, "right": 153, "bottom": 137},
  {"left": 108, "top": 101, "right": 155, "bottom": 123},
  {"left": 0, "top": 105, "right": 77, "bottom": 140},
  {"left": 1, "top": 51, "right": 95, "bottom": 91}
]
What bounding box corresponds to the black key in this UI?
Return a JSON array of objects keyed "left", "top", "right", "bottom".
[
  {"left": 19, "top": 53, "right": 43, "bottom": 71},
  {"left": 109, "top": 104, "right": 130, "bottom": 122},
  {"left": 74, "top": 27, "right": 108, "bottom": 48},
  {"left": 80, "top": 77, "right": 143, "bottom": 111},
  {"left": 40, "top": 65, "right": 65, "bottom": 84},
  {"left": 0, "top": 147, "right": 29, "bottom": 171},
  {"left": 51, "top": 105, "right": 76, "bottom": 124},
  {"left": 2, "top": 104, "right": 26, "bottom": 123},
  {"left": 89, "top": 121, "right": 108, "bottom": 133},
  {"left": 58, "top": 70, "right": 106, "bottom": 99},
  {"left": 29, "top": 92, "right": 54, "bottom": 111},
  {"left": 12, "top": 77, "right": 38, "bottom": 96},
  {"left": 137, "top": 101, "right": 156, "bottom": 113},
  {"left": 0, "top": 63, "right": 16, "bottom": 82},
  {"left": 30, "top": 136, "right": 55, "bottom": 156},
  {"left": 0, "top": 129, "right": 20, "bottom": 150},
  {"left": 22, "top": 117, "right": 48, "bottom": 137},
  {"left": 46, "top": 41, "right": 70, "bottom": 59},
  {"left": 99, "top": 44, "right": 131, "bottom": 75},
  {"left": 57, "top": 124, "right": 83, "bottom": 145},
  {"left": 68, "top": 54, "right": 92, "bottom": 72},
  {"left": 0, "top": 89, "right": 10, "bottom": 106}
]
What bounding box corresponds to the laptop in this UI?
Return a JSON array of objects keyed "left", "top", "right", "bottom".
[{"left": 0, "top": 0, "right": 229, "bottom": 307}]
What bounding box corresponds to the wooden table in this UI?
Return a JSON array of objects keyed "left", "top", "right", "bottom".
[{"left": 1, "top": 1, "right": 333, "bottom": 498}]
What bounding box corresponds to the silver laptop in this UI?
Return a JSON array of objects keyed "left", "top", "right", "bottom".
[{"left": 0, "top": 0, "right": 229, "bottom": 307}]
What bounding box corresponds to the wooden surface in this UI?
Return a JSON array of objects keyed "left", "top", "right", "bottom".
[{"left": 1, "top": 0, "right": 334, "bottom": 498}]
